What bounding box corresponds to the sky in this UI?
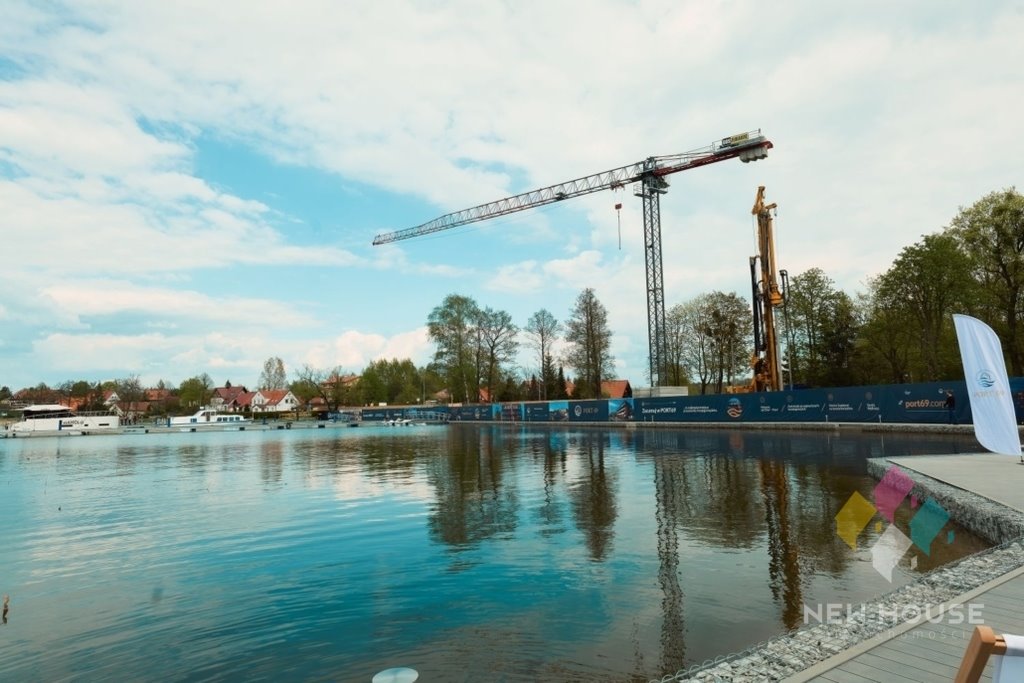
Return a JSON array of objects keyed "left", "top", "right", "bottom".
[{"left": 2, "top": 1, "right": 1023, "bottom": 392}]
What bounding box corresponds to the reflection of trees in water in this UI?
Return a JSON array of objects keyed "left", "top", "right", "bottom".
[
  {"left": 568, "top": 433, "right": 618, "bottom": 561},
  {"left": 634, "top": 429, "right": 880, "bottom": 658},
  {"left": 532, "top": 433, "right": 568, "bottom": 536},
  {"left": 653, "top": 452, "right": 686, "bottom": 674},
  {"left": 358, "top": 435, "right": 420, "bottom": 478},
  {"left": 178, "top": 444, "right": 210, "bottom": 471},
  {"left": 260, "top": 440, "right": 284, "bottom": 485},
  {"left": 426, "top": 426, "right": 519, "bottom": 548},
  {"left": 114, "top": 446, "right": 140, "bottom": 474},
  {"left": 758, "top": 457, "right": 803, "bottom": 630}
]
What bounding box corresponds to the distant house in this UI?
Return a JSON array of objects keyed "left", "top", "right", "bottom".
[
  {"left": 229, "top": 391, "right": 257, "bottom": 412},
  {"left": 115, "top": 401, "right": 152, "bottom": 419},
  {"left": 145, "top": 388, "right": 172, "bottom": 402},
  {"left": 211, "top": 385, "right": 248, "bottom": 409},
  {"left": 601, "top": 380, "right": 633, "bottom": 399},
  {"left": 103, "top": 390, "right": 121, "bottom": 407},
  {"left": 251, "top": 389, "right": 300, "bottom": 414}
]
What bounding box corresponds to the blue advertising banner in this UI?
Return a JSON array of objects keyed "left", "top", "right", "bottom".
[
  {"left": 450, "top": 405, "right": 490, "bottom": 421},
  {"left": 524, "top": 403, "right": 550, "bottom": 421},
  {"left": 549, "top": 400, "right": 570, "bottom": 422},
  {"left": 498, "top": 403, "right": 523, "bottom": 421},
  {"left": 879, "top": 381, "right": 967, "bottom": 424},
  {"left": 361, "top": 408, "right": 401, "bottom": 422},
  {"left": 355, "top": 377, "right": 1023, "bottom": 426},
  {"left": 634, "top": 397, "right": 686, "bottom": 422},
  {"left": 568, "top": 400, "right": 608, "bottom": 422},
  {"left": 608, "top": 399, "right": 634, "bottom": 422}
]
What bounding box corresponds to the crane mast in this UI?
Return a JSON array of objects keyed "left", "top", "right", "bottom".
[
  {"left": 749, "top": 185, "right": 784, "bottom": 391},
  {"left": 373, "top": 130, "right": 773, "bottom": 386}
]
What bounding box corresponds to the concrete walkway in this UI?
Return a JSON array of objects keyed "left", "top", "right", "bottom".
[
  {"left": 887, "top": 454, "right": 1024, "bottom": 512},
  {"left": 786, "top": 453, "right": 1024, "bottom": 683}
]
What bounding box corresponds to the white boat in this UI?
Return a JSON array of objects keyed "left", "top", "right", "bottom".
[
  {"left": 4, "top": 404, "right": 121, "bottom": 437},
  {"left": 168, "top": 407, "right": 250, "bottom": 431}
]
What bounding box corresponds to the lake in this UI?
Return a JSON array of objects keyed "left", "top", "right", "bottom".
[{"left": 0, "top": 424, "right": 989, "bottom": 681}]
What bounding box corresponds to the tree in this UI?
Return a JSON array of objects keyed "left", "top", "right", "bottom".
[
  {"left": 259, "top": 356, "right": 288, "bottom": 390},
  {"left": 853, "top": 283, "right": 914, "bottom": 384},
  {"left": 700, "top": 291, "right": 750, "bottom": 393},
  {"left": 291, "top": 365, "right": 354, "bottom": 412},
  {"left": 427, "top": 294, "right": 481, "bottom": 403},
  {"left": 948, "top": 188, "right": 1024, "bottom": 375},
  {"left": 179, "top": 374, "right": 213, "bottom": 409},
  {"left": 564, "top": 288, "right": 614, "bottom": 399},
  {"left": 555, "top": 366, "right": 570, "bottom": 399},
  {"left": 867, "top": 233, "right": 971, "bottom": 382},
  {"left": 477, "top": 307, "right": 519, "bottom": 402},
  {"left": 115, "top": 374, "right": 145, "bottom": 405},
  {"left": 785, "top": 268, "right": 860, "bottom": 387},
  {"left": 359, "top": 359, "right": 422, "bottom": 405},
  {"left": 524, "top": 309, "right": 562, "bottom": 400},
  {"left": 668, "top": 296, "right": 716, "bottom": 394}
]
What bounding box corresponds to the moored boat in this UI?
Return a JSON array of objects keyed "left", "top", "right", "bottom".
[
  {"left": 4, "top": 404, "right": 121, "bottom": 437},
  {"left": 168, "top": 407, "right": 250, "bottom": 431}
]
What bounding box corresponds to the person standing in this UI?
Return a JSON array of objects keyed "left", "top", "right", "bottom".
[{"left": 944, "top": 390, "right": 956, "bottom": 424}]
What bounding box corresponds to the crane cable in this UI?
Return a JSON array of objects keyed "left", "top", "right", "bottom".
[{"left": 614, "top": 189, "right": 624, "bottom": 250}]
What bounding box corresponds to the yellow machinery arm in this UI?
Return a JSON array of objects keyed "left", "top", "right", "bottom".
[{"left": 750, "top": 186, "right": 784, "bottom": 391}]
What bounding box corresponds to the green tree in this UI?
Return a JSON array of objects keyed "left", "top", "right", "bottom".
[
  {"left": 427, "top": 294, "right": 481, "bottom": 403},
  {"left": 179, "top": 374, "right": 213, "bottom": 409},
  {"left": 853, "top": 283, "right": 915, "bottom": 384},
  {"left": 555, "top": 366, "right": 570, "bottom": 399},
  {"left": 948, "top": 188, "right": 1024, "bottom": 375},
  {"left": 477, "top": 307, "right": 519, "bottom": 402},
  {"left": 359, "top": 359, "right": 422, "bottom": 405},
  {"left": 564, "top": 288, "right": 614, "bottom": 399},
  {"left": 700, "top": 291, "right": 750, "bottom": 393},
  {"left": 868, "top": 233, "right": 972, "bottom": 382},
  {"left": 259, "top": 357, "right": 288, "bottom": 390},
  {"left": 786, "top": 268, "right": 859, "bottom": 387}
]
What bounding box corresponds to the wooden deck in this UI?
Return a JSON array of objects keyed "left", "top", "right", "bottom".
[{"left": 787, "top": 453, "right": 1024, "bottom": 683}]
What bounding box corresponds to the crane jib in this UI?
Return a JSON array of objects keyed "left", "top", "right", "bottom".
[{"left": 370, "top": 131, "right": 771, "bottom": 246}]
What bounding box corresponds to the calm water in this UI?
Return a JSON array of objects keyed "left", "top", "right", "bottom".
[{"left": 0, "top": 425, "right": 989, "bottom": 682}]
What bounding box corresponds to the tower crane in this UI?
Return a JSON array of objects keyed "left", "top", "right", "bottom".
[
  {"left": 748, "top": 185, "right": 785, "bottom": 391},
  {"left": 373, "top": 130, "right": 773, "bottom": 386}
]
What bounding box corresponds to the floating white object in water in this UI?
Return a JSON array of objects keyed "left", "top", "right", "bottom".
[{"left": 372, "top": 667, "right": 418, "bottom": 683}]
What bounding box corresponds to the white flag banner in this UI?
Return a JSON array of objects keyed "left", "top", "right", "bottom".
[{"left": 953, "top": 314, "right": 1021, "bottom": 456}]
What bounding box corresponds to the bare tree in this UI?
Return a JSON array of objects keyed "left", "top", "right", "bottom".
[
  {"left": 259, "top": 357, "right": 287, "bottom": 390},
  {"left": 524, "top": 309, "right": 561, "bottom": 400}
]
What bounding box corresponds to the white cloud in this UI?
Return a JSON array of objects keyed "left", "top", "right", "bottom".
[{"left": 2, "top": 1, "right": 1023, "bottom": 388}]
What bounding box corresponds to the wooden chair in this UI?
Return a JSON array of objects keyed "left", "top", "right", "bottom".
[{"left": 955, "top": 625, "right": 1023, "bottom": 682}]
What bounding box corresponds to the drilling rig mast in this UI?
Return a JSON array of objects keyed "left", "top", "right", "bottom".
[
  {"left": 749, "top": 185, "right": 785, "bottom": 391},
  {"left": 373, "top": 131, "right": 773, "bottom": 386}
]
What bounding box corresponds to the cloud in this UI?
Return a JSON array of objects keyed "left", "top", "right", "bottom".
[
  {"left": 303, "top": 328, "right": 432, "bottom": 371},
  {"left": 3, "top": 1, "right": 1023, "bottom": 389}
]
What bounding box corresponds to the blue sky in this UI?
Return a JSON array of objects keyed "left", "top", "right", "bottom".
[{"left": 1, "top": 1, "right": 1022, "bottom": 391}]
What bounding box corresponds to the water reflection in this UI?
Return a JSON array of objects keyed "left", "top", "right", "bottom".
[
  {"left": 0, "top": 426, "right": 991, "bottom": 681},
  {"left": 427, "top": 427, "right": 519, "bottom": 549},
  {"left": 568, "top": 434, "right": 618, "bottom": 561}
]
